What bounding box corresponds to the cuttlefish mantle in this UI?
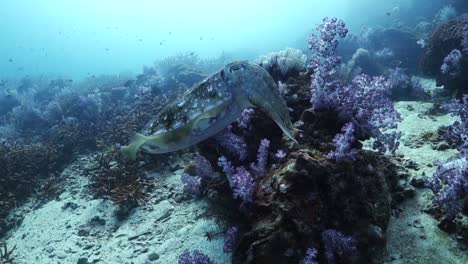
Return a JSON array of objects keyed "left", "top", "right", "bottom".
[{"left": 122, "top": 61, "right": 297, "bottom": 160}]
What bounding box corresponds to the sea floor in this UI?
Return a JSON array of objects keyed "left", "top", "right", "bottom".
[
  {"left": 5, "top": 155, "right": 231, "bottom": 263},
  {"left": 4, "top": 80, "right": 468, "bottom": 263},
  {"left": 377, "top": 100, "right": 467, "bottom": 264}
]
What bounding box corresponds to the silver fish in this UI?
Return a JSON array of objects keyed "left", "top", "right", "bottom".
[{"left": 122, "top": 61, "right": 297, "bottom": 160}]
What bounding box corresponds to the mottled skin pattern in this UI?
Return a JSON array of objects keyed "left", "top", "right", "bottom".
[{"left": 122, "top": 61, "right": 296, "bottom": 160}]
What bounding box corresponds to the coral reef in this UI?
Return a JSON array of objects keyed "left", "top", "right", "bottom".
[
  {"left": 421, "top": 20, "right": 468, "bottom": 94},
  {"left": 255, "top": 48, "right": 307, "bottom": 82},
  {"left": 388, "top": 68, "right": 426, "bottom": 100},
  {"left": 0, "top": 142, "right": 67, "bottom": 236},
  {"left": 2, "top": 8, "right": 468, "bottom": 263}
]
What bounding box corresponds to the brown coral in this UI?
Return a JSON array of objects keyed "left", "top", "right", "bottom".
[
  {"left": 0, "top": 142, "right": 66, "bottom": 237},
  {"left": 232, "top": 148, "right": 398, "bottom": 264},
  {"left": 85, "top": 150, "right": 152, "bottom": 207},
  {"left": 421, "top": 20, "right": 466, "bottom": 76},
  {"left": 420, "top": 20, "right": 468, "bottom": 93}
]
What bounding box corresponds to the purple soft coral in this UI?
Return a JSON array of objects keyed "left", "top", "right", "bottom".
[
  {"left": 440, "top": 49, "right": 463, "bottom": 79},
  {"left": 230, "top": 166, "right": 256, "bottom": 204},
  {"left": 218, "top": 156, "right": 234, "bottom": 178},
  {"left": 462, "top": 21, "right": 468, "bottom": 53},
  {"left": 331, "top": 74, "right": 401, "bottom": 153},
  {"left": 250, "top": 138, "right": 270, "bottom": 177},
  {"left": 214, "top": 127, "right": 248, "bottom": 161},
  {"left": 223, "top": 226, "right": 239, "bottom": 253},
  {"left": 321, "top": 229, "right": 357, "bottom": 264},
  {"left": 308, "top": 17, "right": 348, "bottom": 110},
  {"left": 181, "top": 155, "right": 217, "bottom": 197},
  {"left": 218, "top": 156, "right": 255, "bottom": 204},
  {"left": 327, "top": 122, "right": 358, "bottom": 162},
  {"left": 307, "top": 18, "right": 400, "bottom": 154},
  {"left": 299, "top": 247, "right": 318, "bottom": 264},
  {"left": 181, "top": 172, "right": 202, "bottom": 197},
  {"left": 238, "top": 108, "right": 255, "bottom": 130},
  {"left": 426, "top": 157, "right": 468, "bottom": 219},
  {"left": 444, "top": 95, "right": 468, "bottom": 153},
  {"left": 178, "top": 250, "right": 214, "bottom": 264}
]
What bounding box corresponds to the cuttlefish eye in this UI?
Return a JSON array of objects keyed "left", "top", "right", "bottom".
[{"left": 229, "top": 63, "right": 245, "bottom": 73}]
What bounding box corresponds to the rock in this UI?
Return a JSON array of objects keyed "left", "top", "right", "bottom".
[
  {"left": 89, "top": 216, "right": 106, "bottom": 226},
  {"left": 435, "top": 142, "right": 450, "bottom": 151},
  {"left": 366, "top": 224, "right": 386, "bottom": 246},
  {"left": 233, "top": 149, "right": 397, "bottom": 264},
  {"left": 412, "top": 219, "right": 424, "bottom": 229},
  {"left": 153, "top": 200, "right": 174, "bottom": 221},
  {"left": 78, "top": 229, "right": 90, "bottom": 237},
  {"left": 62, "top": 202, "right": 79, "bottom": 211},
  {"left": 438, "top": 218, "right": 457, "bottom": 233},
  {"left": 410, "top": 177, "right": 425, "bottom": 188},
  {"left": 77, "top": 258, "right": 89, "bottom": 264},
  {"left": 403, "top": 186, "right": 416, "bottom": 198},
  {"left": 148, "top": 252, "right": 160, "bottom": 261}
]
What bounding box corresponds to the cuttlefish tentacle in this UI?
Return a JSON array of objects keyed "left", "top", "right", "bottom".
[{"left": 122, "top": 61, "right": 297, "bottom": 160}]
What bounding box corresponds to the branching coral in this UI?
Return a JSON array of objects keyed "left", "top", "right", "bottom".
[{"left": 86, "top": 150, "right": 151, "bottom": 208}]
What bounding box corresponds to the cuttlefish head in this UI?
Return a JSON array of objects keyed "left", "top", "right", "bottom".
[{"left": 222, "top": 61, "right": 299, "bottom": 143}]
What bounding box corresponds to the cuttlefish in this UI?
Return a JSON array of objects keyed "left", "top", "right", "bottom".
[{"left": 122, "top": 61, "right": 297, "bottom": 160}]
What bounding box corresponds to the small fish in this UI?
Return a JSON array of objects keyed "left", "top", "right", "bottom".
[
  {"left": 200, "top": 37, "right": 203, "bottom": 40},
  {"left": 168, "top": 32, "right": 172, "bottom": 35},
  {"left": 389, "top": 60, "right": 402, "bottom": 68},
  {"left": 160, "top": 42, "right": 163, "bottom": 45},
  {"left": 110, "top": 86, "right": 128, "bottom": 92},
  {"left": 122, "top": 61, "right": 298, "bottom": 160},
  {"left": 8, "top": 58, "right": 13, "bottom": 63},
  {"left": 386, "top": 12, "right": 391, "bottom": 16},
  {"left": 416, "top": 39, "right": 426, "bottom": 48},
  {"left": 105, "top": 48, "right": 110, "bottom": 52}
]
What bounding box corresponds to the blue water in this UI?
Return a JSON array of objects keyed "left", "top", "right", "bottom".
[{"left": 0, "top": 0, "right": 427, "bottom": 80}]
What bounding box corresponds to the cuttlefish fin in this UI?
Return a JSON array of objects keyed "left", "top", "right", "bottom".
[{"left": 121, "top": 133, "right": 149, "bottom": 160}]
